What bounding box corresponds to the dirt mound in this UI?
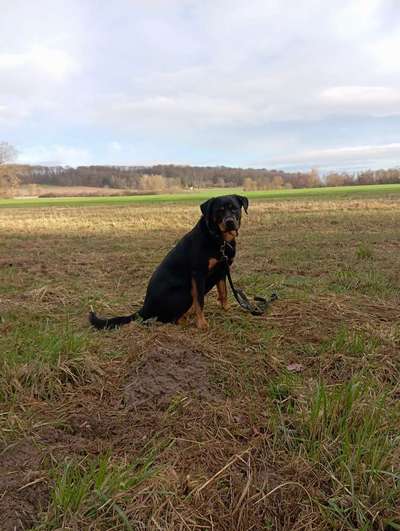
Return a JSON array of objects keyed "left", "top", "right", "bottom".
[
  {"left": 0, "top": 439, "right": 48, "bottom": 531},
  {"left": 124, "top": 344, "right": 221, "bottom": 409}
]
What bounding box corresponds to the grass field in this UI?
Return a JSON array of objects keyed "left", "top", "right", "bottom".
[
  {"left": 1, "top": 192, "right": 400, "bottom": 530},
  {"left": 1, "top": 182, "right": 400, "bottom": 208}
]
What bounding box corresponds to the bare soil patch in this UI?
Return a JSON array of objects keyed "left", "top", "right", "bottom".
[
  {"left": 35, "top": 338, "right": 224, "bottom": 453},
  {"left": 0, "top": 439, "right": 48, "bottom": 531},
  {"left": 124, "top": 342, "right": 222, "bottom": 409}
]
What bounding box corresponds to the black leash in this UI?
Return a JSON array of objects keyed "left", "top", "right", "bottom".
[{"left": 221, "top": 242, "right": 278, "bottom": 316}]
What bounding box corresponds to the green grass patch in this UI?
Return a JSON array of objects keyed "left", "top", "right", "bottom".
[
  {"left": 294, "top": 326, "right": 382, "bottom": 364},
  {"left": 0, "top": 321, "right": 102, "bottom": 400},
  {"left": 326, "top": 327, "right": 380, "bottom": 356},
  {"left": 271, "top": 379, "right": 400, "bottom": 528},
  {"left": 2, "top": 183, "right": 400, "bottom": 208},
  {"left": 37, "top": 452, "right": 157, "bottom": 530},
  {"left": 356, "top": 242, "right": 374, "bottom": 260},
  {"left": 268, "top": 371, "right": 301, "bottom": 413},
  {"left": 331, "top": 267, "right": 396, "bottom": 297},
  {"left": 0, "top": 320, "right": 90, "bottom": 366}
]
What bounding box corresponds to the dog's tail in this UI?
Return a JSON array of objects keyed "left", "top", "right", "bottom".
[{"left": 89, "top": 310, "right": 138, "bottom": 330}]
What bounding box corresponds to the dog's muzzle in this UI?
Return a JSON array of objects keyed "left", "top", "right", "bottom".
[{"left": 223, "top": 217, "right": 238, "bottom": 231}]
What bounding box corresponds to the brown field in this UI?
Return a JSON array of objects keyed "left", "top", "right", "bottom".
[
  {"left": 1, "top": 197, "right": 400, "bottom": 530},
  {"left": 16, "top": 184, "right": 134, "bottom": 198}
]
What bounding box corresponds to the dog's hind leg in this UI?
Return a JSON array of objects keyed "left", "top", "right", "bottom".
[{"left": 176, "top": 303, "right": 194, "bottom": 325}]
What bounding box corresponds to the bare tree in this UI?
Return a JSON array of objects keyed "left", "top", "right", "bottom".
[
  {"left": 0, "top": 142, "right": 17, "bottom": 164},
  {"left": 137, "top": 174, "right": 167, "bottom": 192},
  {"left": 243, "top": 177, "right": 257, "bottom": 191},
  {"left": 326, "top": 172, "right": 347, "bottom": 187},
  {"left": 0, "top": 141, "right": 20, "bottom": 198}
]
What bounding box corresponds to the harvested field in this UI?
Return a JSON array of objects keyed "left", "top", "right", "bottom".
[
  {"left": 16, "top": 184, "right": 133, "bottom": 198},
  {"left": 0, "top": 196, "right": 400, "bottom": 530}
]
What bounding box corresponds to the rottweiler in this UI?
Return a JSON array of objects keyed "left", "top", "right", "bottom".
[{"left": 89, "top": 194, "right": 248, "bottom": 330}]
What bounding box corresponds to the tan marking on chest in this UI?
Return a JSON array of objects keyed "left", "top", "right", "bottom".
[
  {"left": 208, "top": 258, "right": 219, "bottom": 270},
  {"left": 223, "top": 230, "right": 237, "bottom": 242}
]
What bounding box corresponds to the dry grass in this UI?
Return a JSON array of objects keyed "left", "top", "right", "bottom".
[
  {"left": 0, "top": 197, "right": 400, "bottom": 530},
  {"left": 17, "top": 184, "right": 132, "bottom": 198}
]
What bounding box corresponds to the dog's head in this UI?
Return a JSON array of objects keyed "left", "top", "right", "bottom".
[{"left": 200, "top": 194, "right": 249, "bottom": 240}]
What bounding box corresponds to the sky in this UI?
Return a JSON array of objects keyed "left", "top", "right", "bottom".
[{"left": 1, "top": 0, "right": 400, "bottom": 172}]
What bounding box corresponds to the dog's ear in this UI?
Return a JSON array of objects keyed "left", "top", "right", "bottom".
[
  {"left": 200, "top": 198, "right": 215, "bottom": 219},
  {"left": 235, "top": 195, "right": 249, "bottom": 214}
]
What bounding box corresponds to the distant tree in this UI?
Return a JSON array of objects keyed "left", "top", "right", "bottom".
[
  {"left": 307, "top": 168, "right": 322, "bottom": 187},
  {"left": 325, "top": 172, "right": 354, "bottom": 187},
  {"left": 0, "top": 142, "right": 20, "bottom": 197},
  {"left": 0, "top": 141, "right": 17, "bottom": 164},
  {"left": 137, "top": 174, "right": 167, "bottom": 191},
  {"left": 271, "top": 175, "right": 284, "bottom": 188},
  {"left": 357, "top": 170, "right": 374, "bottom": 185},
  {"left": 243, "top": 177, "right": 257, "bottom": 191}
]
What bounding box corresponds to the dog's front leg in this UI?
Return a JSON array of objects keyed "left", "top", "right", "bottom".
[
  {"left": 217, "top": 277, "right": 229, "bottom": 310},
  {"left": 191, "top": 273, "right": 208, "bottom": 329}
]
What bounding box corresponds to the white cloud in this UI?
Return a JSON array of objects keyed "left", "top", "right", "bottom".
[
  {"left": 368, "top": 32, "right": 400, "bottom": 73},
  {"left": 321, "top": 86, "right": 400, "bottom": 104},
  {"left": 267, "top": 142, "right": 400, "bottom": 170},
  {"left": 17, "top": 145, "right": 91, "bottom": 166},
  {"left": 0, "top": 45, "right": 78, "bottom": 81},
  {"left": 109, "top": 141, "right": 122, "bottom": 152},
  {"left": 319, "top": 85, "right": 400, "bottom": 116},
  {"left": 0, "top": 103, "right": 31, "bottom": 124},
  {"left": 95, "top": 93, "right": 255, "bottom": 131},
  {"left": 331, "top": 0, "right": 383, "bottom": 38}
]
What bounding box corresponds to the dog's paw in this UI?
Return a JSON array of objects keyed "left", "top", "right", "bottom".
[
  {"left": 218, "top": 300, "right": 230, "bottom": 311},
  {"left": 196, "top": 317, "right": 209, "bottom": 330}
]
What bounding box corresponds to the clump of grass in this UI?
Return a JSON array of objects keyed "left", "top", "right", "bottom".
[
  {"left": 0, "top": 356, "right": 104, "bottom": 401},
  {"left": 281, "top": 380, "right": 400, "bottom": 528},
  {"left": 296, "top": 327, "right": 380, "bottom": 360},
  {"left": 356, "top": 242, "right": 373, "bottom": 260},
  {"left": 326, "top": 326, "right": 380, "bottom": 356},
  {"left": 0, "top": 321, "right": 103, "bottom": 401},
  {"left": 307, "top": 382, "right": 399, "bottom": 526},
  {"left": 333, "top": 268, "right": 392, "bottom": 296},
  {"left": 0, "top": 408, "right": 32, "bottom": 445},
  {"left": 267, "top": 372, "right": 302, "bottom": 451},
  {"left": 0, "top": 320, "right": 89, "bottom": 366},
  {"left": 37, "top": 453, "right": 157, "bottom": 530},
  {"left": 268, "top": 371, "right": 300, "bottom": 405}
]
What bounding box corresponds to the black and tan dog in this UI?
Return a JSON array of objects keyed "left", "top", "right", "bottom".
[{"left": 89, "top": 194, "right": 248, "bottom": 330}]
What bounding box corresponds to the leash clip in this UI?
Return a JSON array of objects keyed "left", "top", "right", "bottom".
[
  {"left": 220, "top": 241, "right": 234, "bottom": 262},
  {"left": 220, "top": 242, "right": 228, "bottom": 261}
]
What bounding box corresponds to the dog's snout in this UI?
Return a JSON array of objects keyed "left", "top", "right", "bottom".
[{"left": 224, "top": 217, "right": 237, "bottom": 230}]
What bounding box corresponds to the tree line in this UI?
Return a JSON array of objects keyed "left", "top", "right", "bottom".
[
  {"left": 2, "top": 141, "right": 400, "bottom": 197},
  {"left": 14, "top": 164, "right": 400, "bottom": 190},
  {"left": 14, "top": 164, "right": 317, "bottom": 190}
]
